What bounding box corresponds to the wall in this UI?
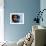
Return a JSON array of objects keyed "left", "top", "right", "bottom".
[
  {"left": 0, "top": 0, "right": 4, "bottom": 42},
  {"left": 40, "top": 0, "right": 46, "bottom": 27},
  {"left": 4, "top": 0, "right": 40, "bottom": 42}
]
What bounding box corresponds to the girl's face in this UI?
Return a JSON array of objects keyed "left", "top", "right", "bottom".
[{"left": 13, "top": 16, "right": 17, "bottom": 21}]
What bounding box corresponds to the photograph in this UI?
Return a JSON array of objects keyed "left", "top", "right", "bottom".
[{"left": 10, "top": 13, "right": 24, "bottom": 24}]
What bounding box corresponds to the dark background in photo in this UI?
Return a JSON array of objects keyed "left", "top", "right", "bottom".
[{"left": 12, "top": 15, "right": 20, "bottom": 23}]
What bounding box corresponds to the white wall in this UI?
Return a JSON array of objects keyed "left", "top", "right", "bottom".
[
  {"left": 0, "top": 0, "right": 4, "bottom": 42},
  {"left": 40, "top": 0, "right": 46, "bottom": 27}
]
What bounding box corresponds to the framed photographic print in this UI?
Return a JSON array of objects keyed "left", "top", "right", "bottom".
[{"left": 10, "top": 13, "right": 24, "bottom": 24}]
